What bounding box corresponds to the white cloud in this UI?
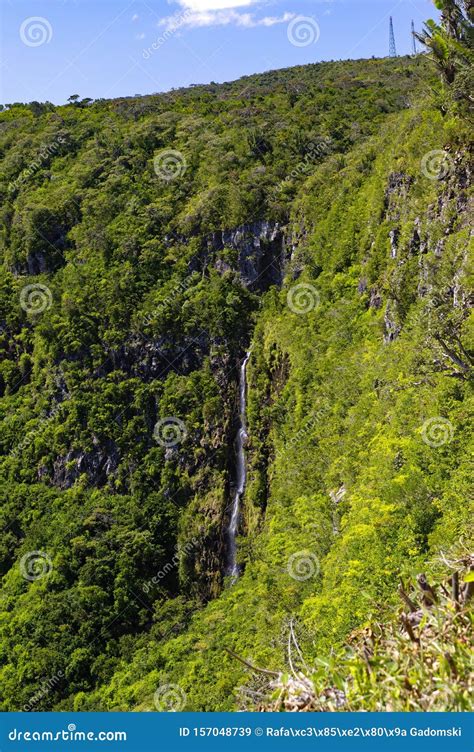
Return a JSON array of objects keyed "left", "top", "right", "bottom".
[
  {"left": 179, "top": 0, "right": 253, "bottom": 10},
  {"left": 260, "top": 12, "right": 294, "bottom": 27},
  {"left": 175, "top": 0, "right": 332, "bottom": 11},
  {"left": 160, "top": 6, "right": 294, "bottom": 30},
  {"left": 132, "top": 13, "right": 139, "bottom": 21}
]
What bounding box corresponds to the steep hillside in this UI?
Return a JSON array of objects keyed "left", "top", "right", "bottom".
[{"left": 0, "top": 51, "right": 472, "bottom": 711}]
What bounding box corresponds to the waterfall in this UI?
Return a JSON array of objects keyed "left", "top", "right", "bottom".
[{"left": 226, "top": 351, "right": 251, "bottom": 580}]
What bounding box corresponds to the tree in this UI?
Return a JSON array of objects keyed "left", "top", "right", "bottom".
[{"left": 414, "top": 0, "right": 473, "bottom": 87}]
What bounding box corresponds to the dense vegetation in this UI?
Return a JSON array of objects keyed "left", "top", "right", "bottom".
[{"left": 0, "top": 0, "right": 472, "bottom": 712}]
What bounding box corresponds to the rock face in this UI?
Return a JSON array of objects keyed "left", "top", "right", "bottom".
[
  {"left": 42, "top": 221, "right": 286, "bottom": 501},
  {"left": 384, "top": 172, "right": 413, "bottom": 220},
  {"left": 389, "top": 228, "right": 399, "bottom": 259},
  {"left": 383, "top": 300, "right": 401, "bottom": 344},
  {"left": 206, "top": 220, "right": 286, "bottom": 291},
  {"left": 105, "top": 333, "right": 209, "bottom": 382},
  {"left": 48, "top": 438, "right": 120, "bottom": 489}
]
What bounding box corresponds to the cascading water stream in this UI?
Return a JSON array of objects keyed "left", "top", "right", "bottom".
[{"left": 226, "top": 351, "right": 251, "bottom": 580}]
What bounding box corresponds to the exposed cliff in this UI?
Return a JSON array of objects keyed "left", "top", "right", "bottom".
[{"left": 0, "top": 52, "right": 471, "bottom": 712}]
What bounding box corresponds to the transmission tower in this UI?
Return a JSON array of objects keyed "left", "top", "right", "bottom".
[
  {"left": 411, "top": 20, "right": 417, "bottom": 55},
  {"left": 389, "top": 16, "right": 397, "bottom": 57}
]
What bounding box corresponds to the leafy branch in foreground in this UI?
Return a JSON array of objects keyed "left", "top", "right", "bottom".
[
  {"left": 415, "top": 0, "right": 473, "bottom": 106},
  {"left": 232, "top": 552, "right": 473, "bottom": 712}
]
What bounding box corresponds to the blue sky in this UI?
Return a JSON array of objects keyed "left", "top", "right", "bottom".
[{"left": 1, "top": 0, "right": 438, "bottom": 105}]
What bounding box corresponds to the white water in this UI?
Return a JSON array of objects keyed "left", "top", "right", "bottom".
[{"left": 226, "top": 351, "right": 251, "bottom": 579}]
